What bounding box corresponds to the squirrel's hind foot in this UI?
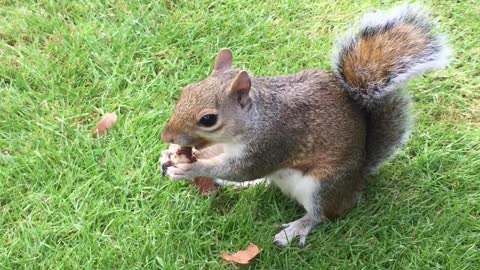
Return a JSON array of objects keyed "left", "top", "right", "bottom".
[{"left": 273, "top": 214, "right": 321, "bottom": 248}]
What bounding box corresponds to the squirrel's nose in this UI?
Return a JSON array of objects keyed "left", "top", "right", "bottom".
[{"left": 161, "top": 129, "right": 175, "bottom": 144}]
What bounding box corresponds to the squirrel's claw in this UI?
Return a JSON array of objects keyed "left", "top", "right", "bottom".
[
  {"left": 160, "top": 145, "right": 195, "bottom": 179},
  {"left": 273, "top": 215, "right": 320, "bottom": 248},
  {"left": 160, "top": 150, "right": 173, "bottom": 176},
  {"left": 165, "top": 166, "right": 191, "bottom": 180},
  {"left": 165, "top": 161, "right": 199, "bottom": 180}
]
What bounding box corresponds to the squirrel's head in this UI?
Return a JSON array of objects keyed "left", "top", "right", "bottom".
[{"left": 162, "top": 49, "right": 252, "bottom": 149}]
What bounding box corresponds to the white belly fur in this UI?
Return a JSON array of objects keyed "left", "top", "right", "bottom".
[{"left": 267, "top": 169, "right": 319, "bottom": 214}]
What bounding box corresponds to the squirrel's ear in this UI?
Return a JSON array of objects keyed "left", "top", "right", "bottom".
[
  {"left": 213, "top": 48, "right": 233, "bottom": 74},
  {"left": 228, "top": 70, "right": 251, "bottom": 108}
]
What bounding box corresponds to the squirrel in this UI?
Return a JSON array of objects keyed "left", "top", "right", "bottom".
[{"left": 160, "top": 4, "right": 451, "bottom": 247}]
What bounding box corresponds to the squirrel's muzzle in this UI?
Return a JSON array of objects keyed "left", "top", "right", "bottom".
[
  {"left": 161, "top": 129, "right": 175, "bottom": 144},
  {"left": 161, "top": 127, "right": 194, "bottom": 147},
  {"left": 162, "top": 126, "right": 211, "bottom": 150}
]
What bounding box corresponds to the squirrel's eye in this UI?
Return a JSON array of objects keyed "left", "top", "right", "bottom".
[{"left": 198, "top": 114, "right": 218, "bottom": 127}]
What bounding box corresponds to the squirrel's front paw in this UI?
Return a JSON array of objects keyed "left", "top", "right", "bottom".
[
  {"left": 160, "top": 149, "right": 173, "bottom": 174},
  {"left": 165, "top": 162, "right": 198, "bottom": 180},
  {"left": 161, "top": 145, "right": 193, "bottom": 178},
  {"left": 160, "top": 147, "right": 177, "bottom": 177}
]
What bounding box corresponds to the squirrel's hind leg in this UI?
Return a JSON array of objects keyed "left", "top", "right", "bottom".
[
  {"left": 269, "top": 167, "right": 365, "bottom": 247},
  {"left": 269, "top": 169, "right": 323, "bottom": 248}
]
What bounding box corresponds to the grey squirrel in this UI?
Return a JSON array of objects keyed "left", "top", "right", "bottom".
[{"left": 160, "top": 4, "right": 451, "bottom": 247}]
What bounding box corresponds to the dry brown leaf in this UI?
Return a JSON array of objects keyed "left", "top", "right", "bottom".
[
  {"left": 193, "top": 177, "right": 217, "bottom": 196},
  {"left": 94, "top": 112, "right": 117, "bottom": 137},
  {"left": 221, "top": 243, "right": 261, "bottom": 265}
]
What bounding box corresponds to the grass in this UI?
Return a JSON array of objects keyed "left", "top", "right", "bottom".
[{"left": 1, "top": 0, "right": 479, "bottom": 269}]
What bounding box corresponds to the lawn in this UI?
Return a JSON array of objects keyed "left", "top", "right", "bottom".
[{"left": 1, "top": 0, "right": 479, "bottom": 269}]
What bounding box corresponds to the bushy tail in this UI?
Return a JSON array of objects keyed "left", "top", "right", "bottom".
[{"left": 333, "top": 4, "right": 451, "bottom": 174}]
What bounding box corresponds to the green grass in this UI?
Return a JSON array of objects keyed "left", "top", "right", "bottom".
[{"left": 1, "top": 0, "right": 479, "bottom": 269}]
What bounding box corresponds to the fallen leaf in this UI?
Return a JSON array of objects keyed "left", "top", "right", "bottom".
[
  {"left": 94, "top": 112, "right": 117, "bottom": 137},
  {"left": 221, "top": 243, "right": 261, "bottom": 265},
  {"left": 193, "top": 177, "right": 217, "bottom": 196}
]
